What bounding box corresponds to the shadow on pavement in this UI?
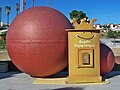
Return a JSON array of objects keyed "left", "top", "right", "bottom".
[
  {"left": 52, "top": 87, "right": 84, "bottom": 90},
  {"left": 102, "top": 63, "right": 120, "bottom": 79},
  {"left": 0, "top": 61, "right": 22, "bottom": 79},
  {"left": 113, "top": 63, "right": 120, "bottom": 71},
  {"left": 0, "top": 71, "right": 22, "bottom": 79},
  {"left": 103, "top": 71, "right": 120, "bottom": 79}
]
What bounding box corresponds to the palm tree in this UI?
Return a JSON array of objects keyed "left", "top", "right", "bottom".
[
  {"left": 16, "top": 3, "right": 20, "bottom": 16},
  {"left": 32, "top": 0, "right": 34, "bottom": 7},
  {"left": 5, "top": 6, "right": 11, "bottom": 25},
  {"left": 0, "top": 7, "right": 2, "bottom": 27}
]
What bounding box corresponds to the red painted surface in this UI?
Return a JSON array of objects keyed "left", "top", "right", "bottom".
[
  {"left": 6, "top": 6, "right": 72, "bottom": 77},
  {"left": 100, "top": 43, "right": 115, "bottom": 75}
]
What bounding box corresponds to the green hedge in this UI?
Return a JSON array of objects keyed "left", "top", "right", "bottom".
[
  {"left": 0, "top": 31, "right": 7, "bottom": 50},
  {"left": 0, "top": 39, "right": 6, "bottom": 49}
]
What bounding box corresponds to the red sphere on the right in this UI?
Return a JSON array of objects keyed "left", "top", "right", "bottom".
[{"left": 100, "top": 43, "right": 115, "bottom": 75}]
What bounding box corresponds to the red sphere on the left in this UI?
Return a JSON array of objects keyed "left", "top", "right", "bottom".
[{"left": 6, "top": 6, "right": 72, "bottom": 77}]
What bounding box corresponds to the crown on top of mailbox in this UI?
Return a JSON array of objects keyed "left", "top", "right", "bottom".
[{"left": 71, "top": 18, "right": 97, "bottom": 30}]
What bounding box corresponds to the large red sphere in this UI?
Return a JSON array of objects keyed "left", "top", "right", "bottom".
[
  {"left": 6, "top": 6, "right": 72, "bottom": 77},
  {"left": 100, "top": 43, "right": 115, "bottom": 75}
]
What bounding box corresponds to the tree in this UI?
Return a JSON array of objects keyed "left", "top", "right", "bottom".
[
  {"left": 5, "top": 6, "right": 11, "bottom": 25},
  {"left": 0, "top": 31, "right": 7, "bottom": 49},
  {"left": 69, "top": 10, "right": 88, "bottom": 24},
  {"left": 101, "top": 25, "right": 110, "bottom": 30},
  {"left": 107, "top": 29, "right": 120, "bottom": 44},
  {"left": 16, "top": 3, "right": 20, "bottom": 16}
]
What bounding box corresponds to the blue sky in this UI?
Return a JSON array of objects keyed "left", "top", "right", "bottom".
[{"left": 0, "top": 0, "right": 120, "bottom": 24}]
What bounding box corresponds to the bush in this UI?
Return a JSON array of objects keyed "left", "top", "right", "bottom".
[
  {"left": 0, "top": 40, "right": 6, "bottom": 49},
  {"left": 0, "top": 31, "right": 7, "bottom": 50}
]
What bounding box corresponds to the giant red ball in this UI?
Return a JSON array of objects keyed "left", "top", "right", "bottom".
[
  {"left": 6, "top": 6, "right": 72, "bottom": 77},
  {"left": 100, "top": 43, "right": 115, "bottom": 75}
]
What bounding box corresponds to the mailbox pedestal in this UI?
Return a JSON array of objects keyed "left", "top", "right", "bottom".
[{"left": 66, "top": 29, "right": 102, "bottom": 83}]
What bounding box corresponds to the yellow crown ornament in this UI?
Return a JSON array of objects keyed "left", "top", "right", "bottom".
[{"left": 71, "top": 18, "right": 97, "bottom": 30}]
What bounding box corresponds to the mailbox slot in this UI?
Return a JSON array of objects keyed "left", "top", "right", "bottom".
[{"left": 78, "top": 48, "right": 94, "bottom": 68}]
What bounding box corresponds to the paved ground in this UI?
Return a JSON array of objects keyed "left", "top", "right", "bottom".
[{"left": 0, "top": 71, "right": 120, "bottom": 90}]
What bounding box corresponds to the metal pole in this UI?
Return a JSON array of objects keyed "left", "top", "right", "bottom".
[
  {"left": 46, "top": 0, "right": 49, "bottom": 6},
  {"left": 20, "top": 0, "right": 24, "bottom": 12}
]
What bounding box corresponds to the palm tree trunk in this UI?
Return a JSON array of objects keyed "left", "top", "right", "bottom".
[
  {"left": 0, "top": 12, "right": 1, "bottom": 24},
  {"left": 16, "top": 11, "right": 18, "bottom": 16},
  {"left": 7, "top": 14, "right": 9, "bottom": 25},
  {"left": 32, "top": 0, "right": 34, "bottom": 7},
  {"left": 0, "top": 7, "right": 2, "bottom": 26}
]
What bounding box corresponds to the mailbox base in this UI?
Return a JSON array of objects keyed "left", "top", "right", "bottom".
[
  {"left": 33, "top": 76, "right": 109, "bottom": 85},
  {"left": 67, "top": 76, "right": 102, "bottom": 84}
]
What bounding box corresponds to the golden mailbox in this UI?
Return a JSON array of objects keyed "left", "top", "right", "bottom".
[{"left": 66, "top": 18, "right": 102, "bottom": 83}]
